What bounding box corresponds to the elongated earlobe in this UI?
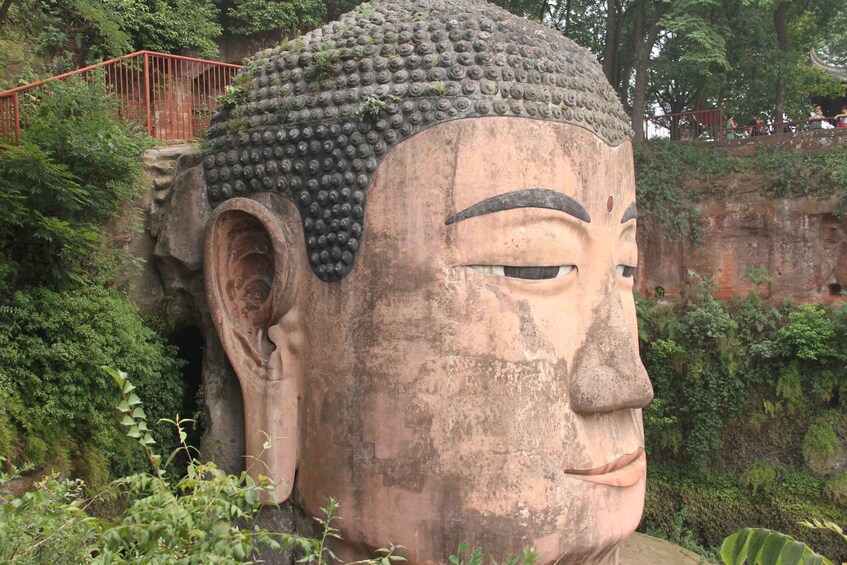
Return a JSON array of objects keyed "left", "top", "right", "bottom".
[{"left": 205, "top": 197, "right": 303, "bottom": 501}]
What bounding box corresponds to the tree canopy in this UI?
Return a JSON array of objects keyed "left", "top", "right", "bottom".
[{"left": 0, "top": 0, "right": 845, "bottom": 139}]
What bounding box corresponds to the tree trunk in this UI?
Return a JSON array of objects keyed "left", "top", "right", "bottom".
[
  {"left": 618, "top": 8, "right": 639, "bottom": 110},
  {"left": 630, "top": 0, "right": 647, "bottom": 142},
  {"left": 773, "top": 1, "right": 789, "bottom": 126},
  {"left": 603, "top": 0, "right": 619, "bottom": 85},
  {"left": 564, "top": 0, "right": 572, "bottom": 36},
  {"left": 630, "top": 0, "right": 669, "bottom": 145},
  {"left": 0, "top": 0, "right": 17, "bottom": 26}
]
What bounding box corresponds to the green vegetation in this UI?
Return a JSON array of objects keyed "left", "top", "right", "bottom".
[
  {"left": 356, "top": 93, "right": 399, "bottom": 121},
  {"left": 639, "top": 279, "right": 847, "bottom": 561},
  {"left": 720, "top": 527, "right": 831, "bottom": 565},
  {"left": 0, "top": 287, "right": 184, "bottom": 485},
  {"left": 0, "top": 370, "right": 420, "bottom": 563},
  {"left": 0, "top": 74, "right": 185, "bottom": 486},
  {"left": 0, "top": 0, "right": 223, "bottom": 72},
  {"left": 634, "top": 143, "right": 847, "bottom": 241},
  {"left": 0, "top": 75, "right": 150, "bottom": 293},
  {"left": 223, "top": 0, "right": 325, "bottom": 38}
]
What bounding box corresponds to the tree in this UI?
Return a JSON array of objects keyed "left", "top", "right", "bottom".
[
  {"left": 218, "top": 0, "right": 324, "bottom": 38},
  {"left": 0, "top": 0, "right": 221, "bottom": 67}
]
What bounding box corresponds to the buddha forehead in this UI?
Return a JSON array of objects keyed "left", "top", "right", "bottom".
[{"left": 202, "top": 0, "right": 633, "bottom": 281}]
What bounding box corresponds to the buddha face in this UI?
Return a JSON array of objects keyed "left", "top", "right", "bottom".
[{"left": 206, "top": 117, "right": 652, "bottom": 564}]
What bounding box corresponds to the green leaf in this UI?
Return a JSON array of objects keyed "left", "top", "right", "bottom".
[
  {"left": 760, "top": 532, "right": 788, "bottom": 564},
  {"left": 122, "top": 380, "right": 136, "bottom": 394},
  {"left": 721, "top": 528, "right": 832, "bottom": 565},
  {"left": 747, "top": 528, "right": 769, "bottom": 562},
  {"left": 126, "top": 393, "right": 142, "bottom": 406},
  {"left": 781, "top": 541, "right": 807, "bottom": 564},
  {"left": 120, "top": 414, "right": 134, "bottom": 427},
  {"left": 131, "top": 407, "right": 145, "bottom": 419},
  {"left": 721, "top": 529, "right": 750, "bottom": 565}
]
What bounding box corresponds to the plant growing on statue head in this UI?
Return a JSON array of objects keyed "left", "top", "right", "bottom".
[
  {"left": 425, "top": 80, "right": 451, "bottom": 96},
  {"left": 308, "top": 42, "right": 341, "bottom": 81},
  {"left": 356, "top": 93, "right": 400, "bottom": 121}
]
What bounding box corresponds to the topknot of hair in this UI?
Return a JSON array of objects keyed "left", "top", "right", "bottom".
[{"left": 204, "top": 0, "right": 633, "bottom": 281}]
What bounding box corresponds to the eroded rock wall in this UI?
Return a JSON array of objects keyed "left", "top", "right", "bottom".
[{"left": 637, "top": 195, "right": 847, "bottom": 303}]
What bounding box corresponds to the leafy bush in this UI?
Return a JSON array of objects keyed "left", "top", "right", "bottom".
[
  {"left": 0, "top": 371, "right": 415, "bottom": 564},
  {"left": 751, "top": 147, "right": 847, "bottom": 200},
  {"left": 802, "top": 421, "right": 841, "bottom": 476},
  {"left": 643, "top": 468, "right": 847, "bottom": 562},
  {"left": 0, "top": 475, "right": 99, "bottom": 564},
  {"left": 635, "top": 140, "right": 739, "bottom": 241},
  {"left": 739, "top": 461, "right": 778, "bottom": 497},
  {"left": 824, "top": 473, "right": 847, "bottom": 506},
  {"left": 642, "top": 284, "right": 745, "bottom": 470},
  {"left": 0, "top": 287, "right": 184, "bottom": 483},
  {"left": 640, "top": 284, "right": 847, "bottom": 560},
  {"left": 0, "top": 75, "right": 150, "bottom": 293}
]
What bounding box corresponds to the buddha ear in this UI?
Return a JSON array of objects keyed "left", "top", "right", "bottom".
[{"left": 204, "top": 197, "right": 303, "bottom": 502}]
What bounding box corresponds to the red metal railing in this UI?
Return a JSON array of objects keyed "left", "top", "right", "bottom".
[
  {"left": 644, "top": 109, "right": 724, "bottom": 141},
  {"left": 645, "top": 109, "right": 842, "bottom": 142},
  {"left": 0, "top": 50, "right": 241, "bottom": 144}
]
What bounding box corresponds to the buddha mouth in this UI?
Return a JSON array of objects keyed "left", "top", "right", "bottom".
[{"left": 563, "top": 448, "right": 646, "bottom": 487}]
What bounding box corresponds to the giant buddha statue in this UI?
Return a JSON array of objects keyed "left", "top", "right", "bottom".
[{"left": 200, "top": 0, "right": 654, "bottom": 562}]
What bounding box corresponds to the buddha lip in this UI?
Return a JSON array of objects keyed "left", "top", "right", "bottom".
[{"left": 563, "top": 448, "right": 646, "bottom": 487}]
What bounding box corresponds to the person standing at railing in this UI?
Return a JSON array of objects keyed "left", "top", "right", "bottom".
[
  {"left": 725, "top": 115, "right": 739, "bottom": 139},
  {"left": 810, "top": 105, "right": 825, "bottom": 130},
  {"left": 835, "top": 106, "right": 847, "bottom": 129},
  {"left": 749, "top": 113, "right": 766, "bottom": 136}
]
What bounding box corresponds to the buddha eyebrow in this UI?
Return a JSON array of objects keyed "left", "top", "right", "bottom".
[
  {"left": 621, "top": 202, "right": 637, "bottom": 223},
  {"left": 445, "top": 188, "right": 591, "bottom": 225}
]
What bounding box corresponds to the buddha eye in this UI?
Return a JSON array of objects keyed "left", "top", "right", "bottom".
[
  {"left": 616, "top": 265, "right": 635, "bottom": 278},
  {"left": 470, "top": 265, "right": 575, "bottom": 280}
]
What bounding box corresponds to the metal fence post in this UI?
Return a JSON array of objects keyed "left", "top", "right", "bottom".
[
  {"left": 13, "top": 92, "right": 19, "bottom": 143},
  {"left": 144, "top": 52, "right": 152, "bottom": 137}
]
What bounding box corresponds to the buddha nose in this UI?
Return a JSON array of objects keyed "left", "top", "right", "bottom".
[{"left": 569, "top": 291, "right": 654, "bottom": 414}]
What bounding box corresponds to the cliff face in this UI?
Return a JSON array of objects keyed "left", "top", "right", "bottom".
[{"left": 637, "top": 195, "right": 847, "bottom": 303}]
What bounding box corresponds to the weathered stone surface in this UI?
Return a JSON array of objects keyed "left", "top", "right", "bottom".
[
  {"left": 637, "top": 195, "right": 847, "bottom": 303},
  {"left": 113, "top": 145, "right": 248, "bottom": 476},
  {"left": 205, "top": 117, "right": 651, "bottom": 564}
]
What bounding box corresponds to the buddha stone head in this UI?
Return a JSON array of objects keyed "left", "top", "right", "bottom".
[{"left": 202, "top": 0, "right": 653, "bottom": 563}]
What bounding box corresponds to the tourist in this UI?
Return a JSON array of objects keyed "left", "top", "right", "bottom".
[
  {"left": 725, "top": 115, "right": 739, "bottom": 139},
  {"left": 809, "top": 105, "right": 825, "bottom": 130},
  {"left": 835, "top": 106, "right": 847, "bottom": 128}
]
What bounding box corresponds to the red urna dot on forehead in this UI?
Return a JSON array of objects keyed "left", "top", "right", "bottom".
[{"left": 607, "top": 195, "right": 614, "bottom": 212}]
